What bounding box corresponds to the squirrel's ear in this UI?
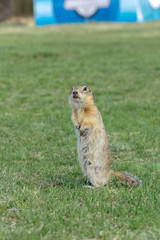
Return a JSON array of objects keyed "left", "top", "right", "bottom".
[{"left": 88, "top": 88, "right": 92, "bottom": 92}]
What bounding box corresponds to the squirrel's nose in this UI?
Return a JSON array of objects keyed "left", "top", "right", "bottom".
[{"left": 73, "top": 91, "right": 78, "bottom": 95}]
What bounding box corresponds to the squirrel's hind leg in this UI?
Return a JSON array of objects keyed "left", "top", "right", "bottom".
[{"left": 86, "top": 167, "right": 112, "bottom": 187}]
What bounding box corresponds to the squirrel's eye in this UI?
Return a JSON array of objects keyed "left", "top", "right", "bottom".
[{"left": 83, "top": 87, "right": 87, "bottom": 91}]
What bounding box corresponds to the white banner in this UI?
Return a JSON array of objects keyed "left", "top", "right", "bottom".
[
  {"left": 148, "top": 0, "right": 160, "bottom": 9},
  {"left": 64, "top": 0, "right": 111, "bottom": 17}
]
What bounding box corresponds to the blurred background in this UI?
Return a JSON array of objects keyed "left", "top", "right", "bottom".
[
  {"left": 0, "top": 0, "right": 33, "bottom": 22},
  {"left": 1, "top": 0, "right": 160, "bottom": 25}
]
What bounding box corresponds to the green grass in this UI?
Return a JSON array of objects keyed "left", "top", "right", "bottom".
[{"left": 0, "top": 21, "right": 160, "bottom": 240}]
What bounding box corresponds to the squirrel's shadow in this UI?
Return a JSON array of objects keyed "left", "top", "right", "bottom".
[
  {"left": 42, "top": 175, "right": 89, "bottom": 189},
  {"left": 42, "top": 175, "right": 130, "bottom": 189}
]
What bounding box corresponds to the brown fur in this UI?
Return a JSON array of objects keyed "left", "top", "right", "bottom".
[{"left": 69, "top": 85, "right": 142, "bottom": 187}]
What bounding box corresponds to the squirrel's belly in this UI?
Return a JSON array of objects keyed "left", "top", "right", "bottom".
[
  {"left": 77, "top": 128, "right": 90, "bottom": 174},
  {"left": 77, "top": 128, "right": 110, "bottom": 181}
]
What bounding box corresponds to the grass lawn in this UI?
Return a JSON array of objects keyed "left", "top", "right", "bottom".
[{"left": 0, "top": 21, "right": 160, "bottom": 240}]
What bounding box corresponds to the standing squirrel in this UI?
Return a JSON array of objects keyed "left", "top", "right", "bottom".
[{"left": 69, "top": 85, "right": 142, "bottom": 187}]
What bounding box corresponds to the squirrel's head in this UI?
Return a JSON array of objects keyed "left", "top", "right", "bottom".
[{"left": 69, "top": 85, "right": 93, "bottom": 109}]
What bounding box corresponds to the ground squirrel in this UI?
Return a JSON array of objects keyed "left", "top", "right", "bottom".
[{"left": 69, "top": 85, "right": 142, "bottom": 187}]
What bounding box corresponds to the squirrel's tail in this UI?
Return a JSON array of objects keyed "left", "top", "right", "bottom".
[{"left": 110, "top": 170, "right": 142, "bottom": 186}]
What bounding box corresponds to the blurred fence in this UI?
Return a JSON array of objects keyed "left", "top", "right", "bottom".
[
  {"left": 0, "top": 0, "right": 33, "bottom": 22},
  {"left": 0, "top": 0, "right": 14, "bottom": 21},
  {"left": 14, "top": 0, "right": 33, "bottom": 16}
]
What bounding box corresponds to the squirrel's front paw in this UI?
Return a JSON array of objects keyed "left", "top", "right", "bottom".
[
  {"left": 80, "top": 127, "right": 90, "bottom": 137},
  {"left": 75, "top": 125, "right": 80, "bottom": 130}
]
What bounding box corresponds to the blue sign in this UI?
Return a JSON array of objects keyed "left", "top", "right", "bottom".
[{"left": 33, "top": 0, "right": 160, "bottom": 26}]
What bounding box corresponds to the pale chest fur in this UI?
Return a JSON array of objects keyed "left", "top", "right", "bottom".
[{"left": 75, "top": 127, "right": 90, "bottom": 173}]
